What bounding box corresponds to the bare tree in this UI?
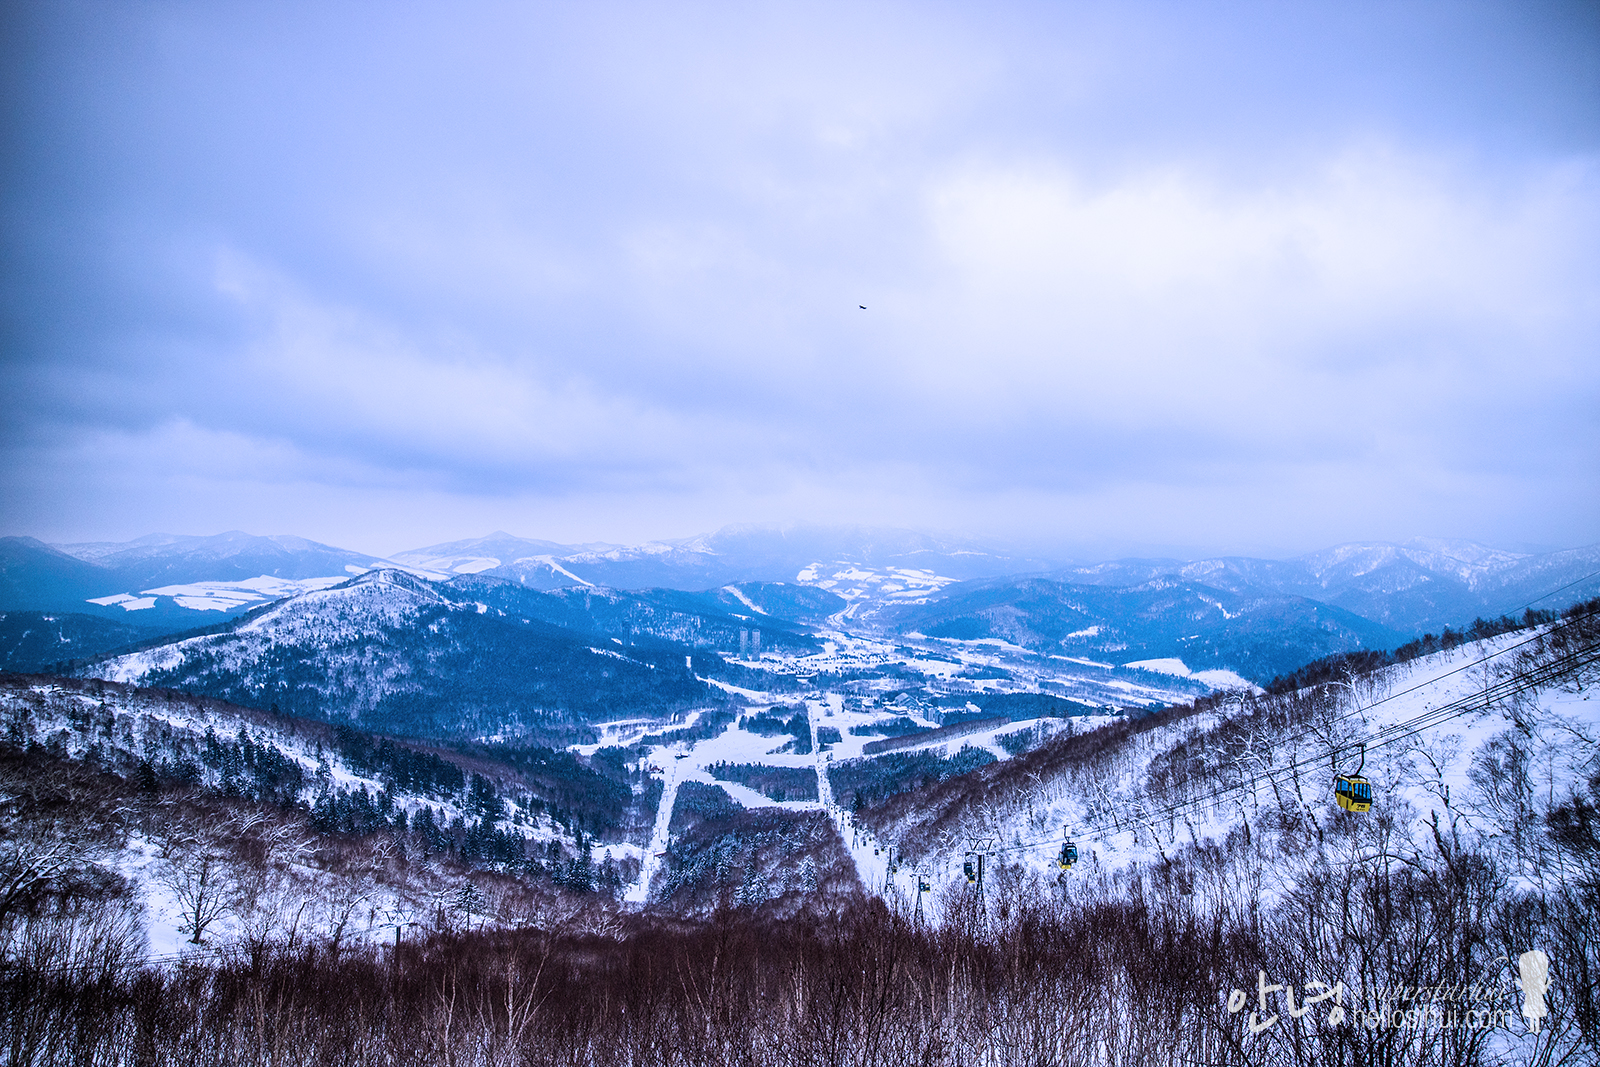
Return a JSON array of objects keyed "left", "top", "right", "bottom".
[
  {"left": 159, "top": 841, "right": 239, "bottom": 944},
  {"left": 0, "top": 789, "right": 110, "bottom": 955}
]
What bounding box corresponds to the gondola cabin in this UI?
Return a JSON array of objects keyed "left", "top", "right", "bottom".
[
  {"left": 1057, "top": 841, "right": 1079, "bottom": 870},
  {"left": 1335, "top": 774, "right": 1373, "bottom": 813},
  {"left": 963, "top": 853, "right": 980, "bottom": 885}
]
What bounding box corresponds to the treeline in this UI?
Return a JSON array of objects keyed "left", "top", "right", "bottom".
[
  {"left": 653, "top": 807, "right": 854, "bottom": 914},
  {"left": 935, "top": 691, "right": 1099, "bottom": 722},
  {"left": 332, "top": 723, "right": 465, "bottom": 798},
  {"left": 668, "top": 781, "right": 746, "bottom": 835},
  {"left": 829, "top": 746, "right": 996, "bottom": 812},
  {"left": 849, "top": 715, "right": 927, "bottom": 738},
  {"left": 708, "top": 761, "right": 819, "bottom": 802},
  {"left": 1, "top": 678, "right": 637, "bottom": 894},
  {"left": 862, "top": 716, "right": 1006, "bottom": 756},
  {"left": 1266, "top": 606, "right": 1567, "bottom": 695},
  {"left": 741, "top": 706, "right": 809, "bottom": 739},
  {"left": 467, "top": 742, "right": 637, "bottom": 840},
  {"left": 129, "top": 725, "right": 308, "bottom": 809},
  {"left": 639, "top": 707, "right": 740, "bottom": 750}
]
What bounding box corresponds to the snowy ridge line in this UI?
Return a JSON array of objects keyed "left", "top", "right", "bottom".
[
  {"left": 1026, "top": 638, "right": 1600, "bottom": 853},
  {"left": 1161, "top": 616, "right": 1594, "bottom": 788},
  {"left": 994, "top": 639, "right": 1600, "bottom": 858},
  {"left": 1524, "top": 565, "right": 1600, "bottom": 608},
  {"left": 981, "top": 636, "right": 1600, "bottom": 860},
  {"left": 1357, "top": 644, "right": 1600, "bottom": 752}
]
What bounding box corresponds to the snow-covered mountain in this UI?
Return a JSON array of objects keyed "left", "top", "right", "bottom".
[
  {"left": 883, "top": 574, "right": 1408, "bottom": 683},
  {"left": 1005, "top": 537, "right": 1600, "bottom": 638},
  {"left": 84, "top": 569, "right": 725, "bottom": 743},
  {"left": 859, "top": 613, "right": 1600, "bottom": 903},
  {"left": 52, "top": 530, "right": 390, "bottom": 585}
]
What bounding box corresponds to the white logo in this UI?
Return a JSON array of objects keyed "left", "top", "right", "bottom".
[{"left": 1517, "top": 951, "right": 1551, "bottom": 1034}]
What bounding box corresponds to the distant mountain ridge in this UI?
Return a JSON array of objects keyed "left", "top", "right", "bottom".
[
  {"left": 4, "top": 525, "right": 1597, "bottom": 684},
  {"left": 391, "top": 524, "right": 1053, "bottom": 591},
  {"left": 884, "top": 574, "right": 1409, "bottom": 682},
  {"left": 53, "top": 530, "right": 389, "bottom": 585},
  {"left": 1039, "top": 536, "right": 1600, "bottom": 635}
]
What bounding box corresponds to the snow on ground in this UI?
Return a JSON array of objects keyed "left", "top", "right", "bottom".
[
  {"left": 623, "top": 620, "right": 1262, "bottom": 902},
  {"left": 46, "top": 568, "right": 1594, "bottom": 940},
  {"left": 620, "top": 622, "right": 1596, "bottom": 916},
  {"left": 527, "top": 555, "right": 594, "bottom": 586},
  {"left": 921, "top": 627, "right": 1600, "bottom": 906},
  {"left": 1122, "top": 657, "right": 1190, "bottom": 675},
  {"left": 86, "top": 594, "right": 159, "bottom": 611},
  {"left": 627, "top": 746, "right": 687, "bottom": 903},
  {"left": 794, "top": 563, "right": 962, "bottom": 616},
  {"left": 721, "top": 585, "right": 767, "bottom": 615},
  {"left": 1, "top": 678, "right": 575, "bottom": 955},
  {"left": 87, "top": 574, "right": 354, "bottom": 613},
  {"left": 1121, "top": 657, "right": 1255, "bottom": 690}
]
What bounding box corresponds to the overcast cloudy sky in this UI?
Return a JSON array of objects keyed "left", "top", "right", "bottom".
[{"left": 2, "top": 1, "right": 1597, "bottom": 559}]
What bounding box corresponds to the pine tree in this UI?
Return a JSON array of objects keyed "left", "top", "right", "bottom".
[{"left": 455, "top": 880, "right": 484, "bottom": 928}]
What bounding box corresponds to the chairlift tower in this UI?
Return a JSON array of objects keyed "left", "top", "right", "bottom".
[{"left": 963, "top": 836, "right": 997, "bottom": 892}]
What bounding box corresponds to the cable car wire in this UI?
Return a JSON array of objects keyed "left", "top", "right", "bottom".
[
  {"left": 972, "top": 635, "right": 1600, "bottom": 862},
  {"left": 1191, "top": 611, "right": 1598, "bottom": 779},
  {"left": 1057, "top": 639, "right": 1600, "bottom": 849}
]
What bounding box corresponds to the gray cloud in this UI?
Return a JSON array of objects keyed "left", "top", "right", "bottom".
[{"left": 3, "top": 0, "right": 1597, "bottom": 557}]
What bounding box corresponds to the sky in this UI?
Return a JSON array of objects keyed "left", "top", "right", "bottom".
[{"left": 2, "top": 0, "right": 1597, "bottom": 561}]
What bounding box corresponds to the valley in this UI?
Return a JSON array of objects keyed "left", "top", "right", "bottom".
[{"left": 4, "top": 526, "right": 1599, "bottom": 1065}]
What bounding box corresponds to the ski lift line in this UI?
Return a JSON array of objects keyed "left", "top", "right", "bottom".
[
  {"left": 1085, "top": 640, "right": 1600, "bottom": 842},
  {"left": 1019, "top": 640, "right": 1600, "bottom": 852},
  {"left": 979, "top": 639, "right": 1600, "bottom": 861},
  {"left": 1099, "top": 642, "right": 1593, "bottom": 849},
  {"left": 1170, "top": 609, "right": 1600, "bottom": 791},
  {"left": 987, "top": 677, "right": 1541, "bottom": 861},
  {"left": 1334, "top": 611, "right": 1594, "bottom": 712},
  {"left": 1266, "top": 618, "right": 1583, "bottom": 743},
  {"left": 30, "top": 946, "right": 237, "bottom": 974},
  {"left": 1521, "top": 566, "right": 1600, "bottom": 609},
  {"left": 1044, "top": 617, "right": 1566, "bottom": 813}
]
